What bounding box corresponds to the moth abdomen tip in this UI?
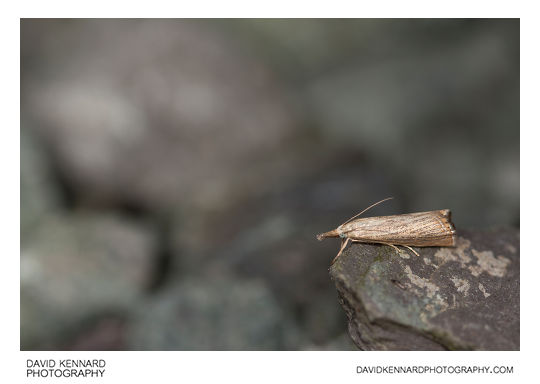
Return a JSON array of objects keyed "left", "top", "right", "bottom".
[{"left": 317, "top": 229, "right": 339, "bottom": 241}]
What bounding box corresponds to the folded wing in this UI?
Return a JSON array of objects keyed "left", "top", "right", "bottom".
[{"left": 340, "top": 210, "right": 456, "bottom": 247}]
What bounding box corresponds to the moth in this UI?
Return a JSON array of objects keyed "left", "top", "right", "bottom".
[{"left": 317, "top": 197, "right": 456, "bottom": 264}]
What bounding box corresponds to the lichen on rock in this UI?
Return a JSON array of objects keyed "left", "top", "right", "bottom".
[{"left": 329, "top": 228, "right": 519, "bottom": 350}]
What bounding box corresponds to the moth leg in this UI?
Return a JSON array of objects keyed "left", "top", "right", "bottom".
[
  {"left": 331, "top": 238, "right": 350, "bottom": 265},
  {"left": 403, "top": 245, "right": 420, "bottom": 257},
  {"left": 380, "top": 242, "right": 401, "bottom": 255}
]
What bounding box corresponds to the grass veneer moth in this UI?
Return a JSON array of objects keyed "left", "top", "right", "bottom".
[{"left": 317, "top": 197, "right": 456, "bottom": 265}]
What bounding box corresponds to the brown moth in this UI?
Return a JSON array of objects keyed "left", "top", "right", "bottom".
[{"left": 316, "top": 197, "right": 456, "bottom": 264}]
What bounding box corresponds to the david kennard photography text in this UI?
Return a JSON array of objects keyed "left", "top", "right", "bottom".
[{"left": 26, "top": 359, "right": 106, "bottom": 378}]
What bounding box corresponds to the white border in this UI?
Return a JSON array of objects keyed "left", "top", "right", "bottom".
[
  {"left": 13, "top": 0, "right": 523, "bottom": 18},
  {"left": 4, "top": 1, "right": 536, "bottom": 383}
]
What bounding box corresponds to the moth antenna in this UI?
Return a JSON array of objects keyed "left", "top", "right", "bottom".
[{"left": 340, "top": 197, "right": 394, "bottom": 226}]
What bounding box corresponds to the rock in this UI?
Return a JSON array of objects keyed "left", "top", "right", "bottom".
[
  {"left": 21, "top": 213, "right": 157, "bottom": 350},
  {"left": 21, "top": 20, "right": 304, "bottom": 212},
  {"left": 126, "top": 277, "right": 303, "bottom": 350},
  {"left": 329, "top": 228, "right": 519, "bottom": 350},
  {"left": 303, "top": 333, "right": 359, "bottom": 351},
  {"left": 304, "top": 20, "right": 519, "bottom": 228},
  {"left": 20, "top": 127, "right": 61, "bottom": 238},
  {"left": 168, "top": 164, "right": 395, "bottom": 347},
  {"left": 61, "top": 316, "right": 127, "bottom": 350}
]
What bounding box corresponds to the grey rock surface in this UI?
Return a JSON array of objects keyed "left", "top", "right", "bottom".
[{"left": 329, "top": 229, "right": 519, "bottom": 350}]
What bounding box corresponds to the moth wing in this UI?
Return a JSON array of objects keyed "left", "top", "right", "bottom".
[{"left": 341, "top": 210, "right": 456, "bottom": 247}]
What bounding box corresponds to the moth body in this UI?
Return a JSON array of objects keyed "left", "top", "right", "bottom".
[
  {"left": 318, "top": 210, "right": 456, "bottom": 247},
  {"left": 317, "top": 207, "right": 456, "bottom": 264}
]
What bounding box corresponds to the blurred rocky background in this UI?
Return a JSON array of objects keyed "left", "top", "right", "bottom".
[{"left": 20, "top": 19, "right": 519, "bottom": 350}]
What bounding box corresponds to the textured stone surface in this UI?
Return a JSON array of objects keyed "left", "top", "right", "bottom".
[{"left": 329, "top": 228, "right": 519, "bottom": 350}]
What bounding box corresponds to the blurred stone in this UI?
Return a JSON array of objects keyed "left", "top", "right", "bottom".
[
  {"left": 224, "top": 20, "right": 494, "bottom": 80},
  {"left": 20, "top": 127, "right": 61, "bottom": 238},
  {"left": 62, "top": 317, "right": 127, "bottom": 351},
  {"left": 21, "top": 20, "right": 305, "bottom": 212},
  {"left": 168, "top": 164, "right": 395, "bottom": 347},
  {"left": 20, "top": 19, "right": 519, "bottom": 351},
  {"left": 127, "top": 277, "right": 302, "bottom": 350},
  {"left": 306, "top": 21, "right": 517, "bottom": 151},
  {"left": 304, "top": 333, "right": 358, "bottom": 351},
  {"left": 329, "top": 228, "right": 519, "bottom": 350},
  {"left": 21, "top": 213, "right": 157, "bottom": 350},
  {"left": 304, "top": 20, "right": 519, "bottom": 228}
]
